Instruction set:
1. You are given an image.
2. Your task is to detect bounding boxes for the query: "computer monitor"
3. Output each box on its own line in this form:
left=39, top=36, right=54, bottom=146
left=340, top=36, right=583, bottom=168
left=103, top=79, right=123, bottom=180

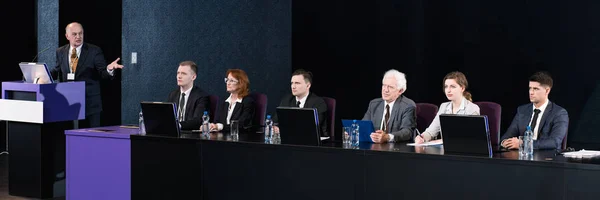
left=276, top=107, right=321, bottom=146
left=439, top=114, right=492, bottom=157
left=19, top=62, right=54, bottom=84
left=140, top=101, right=180, bottom=137
left=341, top=119, right=375, bottom=142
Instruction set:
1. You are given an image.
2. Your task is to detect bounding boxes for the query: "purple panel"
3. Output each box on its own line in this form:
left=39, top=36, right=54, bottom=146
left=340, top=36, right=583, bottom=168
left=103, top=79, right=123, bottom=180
left=2, top=81, right=86, bottom=122
left=2, top=81, right=41, bottom=99
left=66, top=126, right=135, bottom=200
left=41, top=82, right=85, bottom=122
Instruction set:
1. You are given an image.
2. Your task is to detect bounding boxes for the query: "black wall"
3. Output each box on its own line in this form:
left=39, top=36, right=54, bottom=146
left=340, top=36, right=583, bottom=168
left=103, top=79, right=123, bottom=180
left=0, top=0, right=36, bottom=152
left=293, top=0, right=600, bottom=148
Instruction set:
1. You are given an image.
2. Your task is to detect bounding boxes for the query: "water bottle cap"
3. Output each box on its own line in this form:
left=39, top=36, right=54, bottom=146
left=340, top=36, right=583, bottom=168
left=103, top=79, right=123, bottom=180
left=527, top=126, right=531, bottom=130
left=204, top=111, right=208, bottom=115
left=353, top=119, right=357, bottom=123
left=267, top=115, right=271, bottom=119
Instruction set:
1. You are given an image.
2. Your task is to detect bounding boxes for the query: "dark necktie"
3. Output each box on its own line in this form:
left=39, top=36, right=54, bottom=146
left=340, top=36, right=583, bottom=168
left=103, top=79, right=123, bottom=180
left=296, top=101, right=301, bottom=108
left=179, top=93, right=186, bottom=121
left=383, top=104, right=390, bottom=132
left=530, top=109, right=541, bottom=133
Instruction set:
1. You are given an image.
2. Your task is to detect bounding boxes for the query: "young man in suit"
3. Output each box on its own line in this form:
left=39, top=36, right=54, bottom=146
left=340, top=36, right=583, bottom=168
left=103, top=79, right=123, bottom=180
left=50, top=22, right=123, bottom=128
left=167, top=61, right=210, bottom=130
left=501, top=71, right=569, bottom=150
left=273, top=69, right=329, bottom=137
left=362, top=69, right=416, bottom=143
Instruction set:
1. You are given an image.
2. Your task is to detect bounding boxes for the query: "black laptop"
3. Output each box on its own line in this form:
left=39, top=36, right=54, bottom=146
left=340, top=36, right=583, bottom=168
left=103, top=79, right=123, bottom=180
left=276, top=107, right=321, bottom=146
left=140, top=101, right=180, bottom=137
left=439, top=114, right=492, bottom=157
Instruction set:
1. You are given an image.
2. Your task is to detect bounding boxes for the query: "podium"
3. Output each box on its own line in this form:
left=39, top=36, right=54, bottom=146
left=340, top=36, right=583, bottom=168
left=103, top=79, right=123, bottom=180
left=0, top=81, right=84, bottom=199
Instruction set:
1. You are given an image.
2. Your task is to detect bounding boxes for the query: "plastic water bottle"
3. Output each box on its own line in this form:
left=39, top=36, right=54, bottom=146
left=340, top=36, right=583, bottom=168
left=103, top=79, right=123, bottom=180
left=351, top=120, right=360, bottom=147
left=139, top=111, right=146, bottom=135
left=265, top=115, right=273, bottom=142
left=201, top=111, right=210, bottom=135
left=522, top=126, right=534, bottom=156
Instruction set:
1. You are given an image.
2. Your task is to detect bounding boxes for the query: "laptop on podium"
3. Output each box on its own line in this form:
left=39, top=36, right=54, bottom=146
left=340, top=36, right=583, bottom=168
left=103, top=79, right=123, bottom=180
left=140, top=101, right=181, bottom=137
left=19, top=62, right=54, bottom=84
left=439, top=114, right=492, bottom=157
left=276, top=107, right=321, bottom=146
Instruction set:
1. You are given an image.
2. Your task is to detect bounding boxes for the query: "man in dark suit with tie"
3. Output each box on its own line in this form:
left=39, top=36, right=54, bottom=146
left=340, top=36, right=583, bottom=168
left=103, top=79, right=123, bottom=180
left=273, top=69, right=329, bottom=136
left=167, top=61, right=210, bottom=130
left=362, top=69, right=416, bottom=143
left=501, top=71, right=569, bottom=150
left=50, top=22, right=123, bottom=128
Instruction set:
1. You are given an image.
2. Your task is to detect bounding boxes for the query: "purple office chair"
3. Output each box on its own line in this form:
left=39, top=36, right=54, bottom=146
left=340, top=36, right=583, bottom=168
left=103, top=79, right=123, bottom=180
left=249, top=92, right=268, bottom=129
left=474, top=101, right=502, bottom=146
left=416, top=103, right=439, bottom=133
left=322, top=97, right=336, bottom=139
left=208, top=95, right=219, bottom=122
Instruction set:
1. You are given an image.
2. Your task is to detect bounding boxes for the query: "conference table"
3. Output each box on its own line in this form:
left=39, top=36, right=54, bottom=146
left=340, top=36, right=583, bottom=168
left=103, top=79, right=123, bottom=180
left=65, top=126, right=600, bottom=200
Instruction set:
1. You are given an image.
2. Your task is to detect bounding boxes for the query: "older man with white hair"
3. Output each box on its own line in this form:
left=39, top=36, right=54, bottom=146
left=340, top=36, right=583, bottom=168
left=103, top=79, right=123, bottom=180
left=362, top=69, right=416, bottom=143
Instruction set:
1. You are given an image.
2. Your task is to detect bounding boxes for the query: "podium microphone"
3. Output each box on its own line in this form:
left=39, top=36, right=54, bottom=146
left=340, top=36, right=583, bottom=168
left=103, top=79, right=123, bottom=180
left=31, top=46, right=51, bottom=63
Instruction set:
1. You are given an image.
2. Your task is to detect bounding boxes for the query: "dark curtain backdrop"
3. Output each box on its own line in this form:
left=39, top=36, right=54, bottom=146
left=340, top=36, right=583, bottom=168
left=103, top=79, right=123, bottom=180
left=0, top=0, right=36, bottom=152
left=293, top=0, right=600, bottom=149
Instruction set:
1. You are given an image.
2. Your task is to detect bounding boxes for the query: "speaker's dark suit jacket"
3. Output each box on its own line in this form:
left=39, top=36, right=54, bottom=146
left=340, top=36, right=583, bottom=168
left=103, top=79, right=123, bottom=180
left=273, top=93, right=328, bottom=137
left=50, top=43, right=112, bottom=115
left=362, top=95, right=416, bottom=142
left=500, top=101, right=569, bottom=150
left=167, top=86, right=210, bottom=130
left=215, top=96, right=256, bottom=132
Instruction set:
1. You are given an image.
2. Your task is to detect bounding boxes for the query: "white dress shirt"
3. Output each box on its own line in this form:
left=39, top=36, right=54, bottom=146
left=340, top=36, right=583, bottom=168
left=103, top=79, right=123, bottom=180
left=68, top=45, right=82, bottom=73
left=295, top=92, right=309, bottom=108
left=178, top=86, right=193, bottom=121
left=380, top=100, right=396, bottom=142
left=217, top=95, right=243, bottom=131
left=530, top=100, right=549, bottom=140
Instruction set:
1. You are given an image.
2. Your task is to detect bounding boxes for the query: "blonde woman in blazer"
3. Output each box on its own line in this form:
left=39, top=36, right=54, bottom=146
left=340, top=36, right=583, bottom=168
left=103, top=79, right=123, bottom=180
left=415, top=71, right=480, bottom=143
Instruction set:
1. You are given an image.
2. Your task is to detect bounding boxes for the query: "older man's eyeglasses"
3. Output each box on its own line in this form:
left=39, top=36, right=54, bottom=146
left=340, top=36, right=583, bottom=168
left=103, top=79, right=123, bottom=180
left=224, top=78, right=239, bottom=84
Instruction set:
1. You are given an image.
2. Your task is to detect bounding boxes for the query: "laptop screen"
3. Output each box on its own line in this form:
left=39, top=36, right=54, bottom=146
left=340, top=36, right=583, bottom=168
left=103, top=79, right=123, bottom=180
left=276, top=107, right=321, bottom=146
left=439, top=114, right=492, bottom=157
left=140, top=101, right=180, bottom=137
left=19, top=62, right=54, bottom=84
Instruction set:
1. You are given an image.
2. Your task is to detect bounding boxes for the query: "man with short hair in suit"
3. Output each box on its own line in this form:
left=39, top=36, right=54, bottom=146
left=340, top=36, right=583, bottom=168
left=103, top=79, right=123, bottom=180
left=273, top=69, right=329, bottom=137
left=501, top=71, right=569, bottom=150
left=362, top=69, right=416, bottom=143
left=50, top=22, right=123, bottom=128
left=167, top=61, right=210, bottom=130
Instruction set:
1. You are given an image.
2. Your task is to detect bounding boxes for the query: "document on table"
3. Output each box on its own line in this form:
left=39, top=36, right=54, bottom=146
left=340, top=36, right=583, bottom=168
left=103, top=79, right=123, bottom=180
left=407, top=139, right=443, bottom=146
left=562, top=149, right=600, bottom=158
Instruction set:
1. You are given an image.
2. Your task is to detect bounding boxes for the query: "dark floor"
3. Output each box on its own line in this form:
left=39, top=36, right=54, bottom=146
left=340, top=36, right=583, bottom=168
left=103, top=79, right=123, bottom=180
left=0, top=154, right=64, bottom=200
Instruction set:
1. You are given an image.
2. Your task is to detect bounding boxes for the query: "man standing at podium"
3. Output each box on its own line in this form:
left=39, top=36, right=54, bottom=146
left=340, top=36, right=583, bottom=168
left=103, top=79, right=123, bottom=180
left=50, top=22, right=124, bottom=128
